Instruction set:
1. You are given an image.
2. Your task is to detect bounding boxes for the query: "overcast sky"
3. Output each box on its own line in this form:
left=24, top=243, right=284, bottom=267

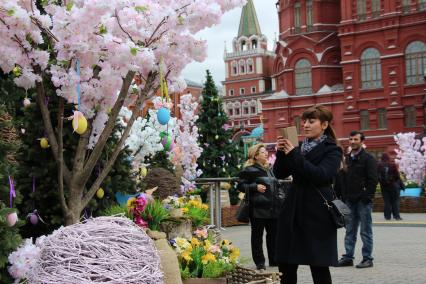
left=181, top=0, right=278, bottom=86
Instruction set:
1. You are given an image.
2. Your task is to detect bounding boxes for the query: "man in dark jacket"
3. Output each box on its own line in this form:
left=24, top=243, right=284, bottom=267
left=338, top=131, right=378, bottom=269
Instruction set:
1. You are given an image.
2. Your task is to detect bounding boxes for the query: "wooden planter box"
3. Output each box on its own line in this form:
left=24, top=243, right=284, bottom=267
left=183, top=278, right=227, bottom=284
left=221, top=205, right=249, bottom=227
left=373, top=195, right=426, bottom=213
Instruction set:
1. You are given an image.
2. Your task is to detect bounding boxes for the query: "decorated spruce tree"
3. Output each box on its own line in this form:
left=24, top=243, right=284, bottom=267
left=196, top=71, right=244, bottom=203
left=0, top=0, right=245, bottom=225
left=0, top=105, right=22, bottom=283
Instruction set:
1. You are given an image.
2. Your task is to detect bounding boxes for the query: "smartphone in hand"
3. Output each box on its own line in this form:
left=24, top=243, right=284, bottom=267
left=281, top=126, right=299, bottom=146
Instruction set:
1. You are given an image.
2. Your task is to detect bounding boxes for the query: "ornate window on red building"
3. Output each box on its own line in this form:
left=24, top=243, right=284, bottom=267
left=239, top=59, right=246, bottom=75
left=295, top=59, right=312, bottom=95
left=372, top=0, right=380, bottom=18
left=419, top=0, right=426, bottom=11
left=361, top=48, right=382, bottom=89
left=360, top=110, right=370, bottom=130
left=247, top=59, right=254, bottom=74
left=402, top=0, right=411, bottom=13
left=294, top=2, right=301, bottom=34
left=357, top=0, right=366, bottom=20
left=231, top=61, right=238, bottom=76
left=405, top=41, right=426, bottom=85
left=404, top=106, right=416, bottom=127
left=377, top=108, right=387, bottom=129
left=306, top=0, right=313, bottom=32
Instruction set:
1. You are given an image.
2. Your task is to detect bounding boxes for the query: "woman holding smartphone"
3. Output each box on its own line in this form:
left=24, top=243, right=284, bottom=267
left=273, top=105, right=342, bottom=284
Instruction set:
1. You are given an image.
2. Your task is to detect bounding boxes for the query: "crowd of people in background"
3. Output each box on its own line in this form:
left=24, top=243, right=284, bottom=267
left=237, top=105, right=407, bottom=284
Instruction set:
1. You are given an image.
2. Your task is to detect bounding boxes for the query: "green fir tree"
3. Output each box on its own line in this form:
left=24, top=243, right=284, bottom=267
left=196, top=71, right=244, bottom=204
left=0, top=105, right=22, bottom=283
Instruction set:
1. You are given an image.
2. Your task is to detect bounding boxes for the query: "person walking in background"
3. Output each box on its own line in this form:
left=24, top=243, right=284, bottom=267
left=273, top=105, right=342, bottom=284
left=337, top=131, right=378, bottom=269
left=237, top=144, right=284, bottom=271
left=378, top=153, right=404, bottom=220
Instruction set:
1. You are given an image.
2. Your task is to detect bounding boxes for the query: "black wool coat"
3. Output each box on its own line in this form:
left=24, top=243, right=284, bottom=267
left=273, top=138, right=342, bottom=267
left=237, top=164, right=283, bottom=219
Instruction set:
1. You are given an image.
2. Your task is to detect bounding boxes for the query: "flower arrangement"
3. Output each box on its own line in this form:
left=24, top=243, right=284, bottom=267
left=170, top=228, right=240, bottom=279
left=163, top=196, right=209, bottom=227
left=127, top=194, right=170, bottom=230
left=8, top=238, right=41, bottom=282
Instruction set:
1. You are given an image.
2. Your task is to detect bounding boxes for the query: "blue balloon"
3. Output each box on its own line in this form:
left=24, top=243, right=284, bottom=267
left=157, top=107, right=171, bottom=125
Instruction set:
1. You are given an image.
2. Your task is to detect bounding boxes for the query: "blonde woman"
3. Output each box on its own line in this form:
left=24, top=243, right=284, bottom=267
left=237, top=143, right=284, bottom=270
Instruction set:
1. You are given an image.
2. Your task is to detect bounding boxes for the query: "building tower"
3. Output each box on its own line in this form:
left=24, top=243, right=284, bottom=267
left=223, top=0, right=275, bottom=137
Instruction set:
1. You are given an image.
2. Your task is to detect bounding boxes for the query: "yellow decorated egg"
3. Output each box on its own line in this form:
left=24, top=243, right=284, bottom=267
left=40, top=138, right=49, bottom=148
left=96, top=188, right=105, bottom=199
left=75, top=116, right=88, bottom=135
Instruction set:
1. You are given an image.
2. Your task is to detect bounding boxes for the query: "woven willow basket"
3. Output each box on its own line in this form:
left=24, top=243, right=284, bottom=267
left=227, top=266, right=281, bottom=284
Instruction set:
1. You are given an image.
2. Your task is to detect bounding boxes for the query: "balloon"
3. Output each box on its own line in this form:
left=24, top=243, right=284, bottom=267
left=7, top=212, right=18, bottom=227
left=96, top=188, right=105, bottom=199
left=157, top=107, right=171, bottom=125
left=40, top=137, right=49, bottom=148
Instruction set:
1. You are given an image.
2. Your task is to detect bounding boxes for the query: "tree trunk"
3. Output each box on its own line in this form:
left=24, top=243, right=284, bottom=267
left=64, top=188, right=83, bottom=225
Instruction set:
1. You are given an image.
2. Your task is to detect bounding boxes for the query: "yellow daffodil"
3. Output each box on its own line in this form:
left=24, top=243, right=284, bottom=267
left=230, top=247, right=240, bottom=262
left=181, top=207, right=189, bottom=213
left=175, top=237, right=191, bottom=249
left=221, top=239, right=230, bottom=246
left=201, top=253, right=216, bottom=264
left=201, top=204, right=208, bottom=210
left=191, top=237, right=201, bottom=247
left=181, top=250, right=193, bottom=262
left=203, top=239, right=211, bottom=251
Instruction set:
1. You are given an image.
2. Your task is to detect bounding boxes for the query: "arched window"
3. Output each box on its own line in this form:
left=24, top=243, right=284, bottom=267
left=419, top=0, right=426, bottom=11
left=234, top=102, right=241, bottom=116
left=242, top=101, right=249, bottom=115
left=405, top=41, right=426, bottom=85
left=241, top=40, right=247, bottom=51
left=247, top=59, right=254, bottom=73
left=251, top=39, right=257, bottom=49
left=227, top=103, right=234, bottom=116
left=360, top=48, right=382, bottom=89
left=294, top=2, right=301, bottom=33
left=231, top=61, right=238, bottom=76
left=239, top=60, right=246, bottom=74
left=250, top=101, right=257, bottom=114
left=306, top=0, right=313, bottom=32
left=295, top=59, right=312, bottom=95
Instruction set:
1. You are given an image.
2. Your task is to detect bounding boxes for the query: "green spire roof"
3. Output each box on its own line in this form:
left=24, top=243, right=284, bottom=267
left=238, top=0, right=262, bottom=38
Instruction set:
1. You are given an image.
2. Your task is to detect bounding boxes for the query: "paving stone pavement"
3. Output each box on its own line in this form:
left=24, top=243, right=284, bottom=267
left=221, top=213, right=426, bottom=284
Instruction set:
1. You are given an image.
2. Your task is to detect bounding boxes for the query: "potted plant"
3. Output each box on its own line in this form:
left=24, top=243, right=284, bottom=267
left=170, top=228, right=240, bottom=283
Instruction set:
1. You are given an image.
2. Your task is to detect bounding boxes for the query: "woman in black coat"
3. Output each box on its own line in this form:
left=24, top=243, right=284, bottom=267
left=273, top=105, right=342, bottom=284
left=237, top=143, right=284, bottom=270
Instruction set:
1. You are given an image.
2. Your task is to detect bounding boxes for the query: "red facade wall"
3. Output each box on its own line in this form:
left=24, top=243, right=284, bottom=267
left=260, top=0, right=426, bottom=155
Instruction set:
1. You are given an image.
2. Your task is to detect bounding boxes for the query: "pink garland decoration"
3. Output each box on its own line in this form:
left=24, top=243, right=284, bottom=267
left=27, top=216, right=163, bottom=284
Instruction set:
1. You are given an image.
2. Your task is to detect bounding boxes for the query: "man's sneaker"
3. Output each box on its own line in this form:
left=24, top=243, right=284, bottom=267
left=337, top=258, right=353, bottom=267
left=356, top=259, right=373, bottom=268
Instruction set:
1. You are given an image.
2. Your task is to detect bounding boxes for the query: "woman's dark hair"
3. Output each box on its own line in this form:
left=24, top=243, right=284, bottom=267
left=302, top=105, right=337, bottom=141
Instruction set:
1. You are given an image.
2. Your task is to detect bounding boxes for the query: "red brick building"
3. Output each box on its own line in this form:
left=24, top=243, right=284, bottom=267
left=227, top=0, right=426, bottom=156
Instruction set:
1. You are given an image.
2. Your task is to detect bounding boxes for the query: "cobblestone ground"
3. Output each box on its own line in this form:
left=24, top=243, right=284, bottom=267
left=222, top=213, right=426, bottom=284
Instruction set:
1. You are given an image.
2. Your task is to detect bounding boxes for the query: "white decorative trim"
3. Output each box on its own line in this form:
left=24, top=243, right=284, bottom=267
left=256, top=57, right=263, bottom=74
left=389, top=70, right=397, bottom=75
left=340, top=59, right=360, bottom=64
left=345, top=76, right=353, bottom=80
left=380, top=53, right=403, bottom=59
left=347, top=95, right=354, bottom=99
left=259, top=80, right=265, bottom=92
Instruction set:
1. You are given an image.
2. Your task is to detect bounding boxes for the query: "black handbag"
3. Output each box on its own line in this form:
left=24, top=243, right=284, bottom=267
left=236, top=187, right=250, bottom=222
left=315, top=187, right=351, bottom=229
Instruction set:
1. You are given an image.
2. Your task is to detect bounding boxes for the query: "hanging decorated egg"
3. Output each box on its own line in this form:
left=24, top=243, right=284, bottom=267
left=23, top=98, right=31, bottom=108
left=40, top=137, right=50, bottom=148
left=7, top=212, right=18, bottom=227
left=71, top=111, right=88, bottom=135
left=140, top=166, right=148, bottom=177
left=157, top=107, right=171, bottom=125
left=96, top=188, right=105, bottom=199
left=29, top=213, right=39, bottom=225
left=215, top=135, right=219, bottom=140
left=159, top=131, right=174, bottom=151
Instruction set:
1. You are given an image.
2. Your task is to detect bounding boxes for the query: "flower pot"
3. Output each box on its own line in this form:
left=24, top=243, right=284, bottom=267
left=183, top=278, right=227, bottom=284
left=400, top=188, right=422, bottom=197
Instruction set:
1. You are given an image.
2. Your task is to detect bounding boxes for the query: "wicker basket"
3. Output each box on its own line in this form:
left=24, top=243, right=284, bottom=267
left=227, top=266, right=281, bottom=284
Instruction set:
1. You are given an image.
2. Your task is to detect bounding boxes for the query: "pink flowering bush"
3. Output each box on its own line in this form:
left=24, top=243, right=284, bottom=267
left=394, top=132, right=426, bottom=186
left=0, top=0, right=246, bottom=225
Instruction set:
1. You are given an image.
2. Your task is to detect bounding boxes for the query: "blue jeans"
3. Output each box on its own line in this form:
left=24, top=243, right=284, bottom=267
left=342, top=199, right=373, bottom=261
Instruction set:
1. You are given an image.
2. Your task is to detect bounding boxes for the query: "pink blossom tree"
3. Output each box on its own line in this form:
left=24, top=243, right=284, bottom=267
left=394, top=132, right=426, bottom=186
left=0, top=0, right=245, bottom=224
